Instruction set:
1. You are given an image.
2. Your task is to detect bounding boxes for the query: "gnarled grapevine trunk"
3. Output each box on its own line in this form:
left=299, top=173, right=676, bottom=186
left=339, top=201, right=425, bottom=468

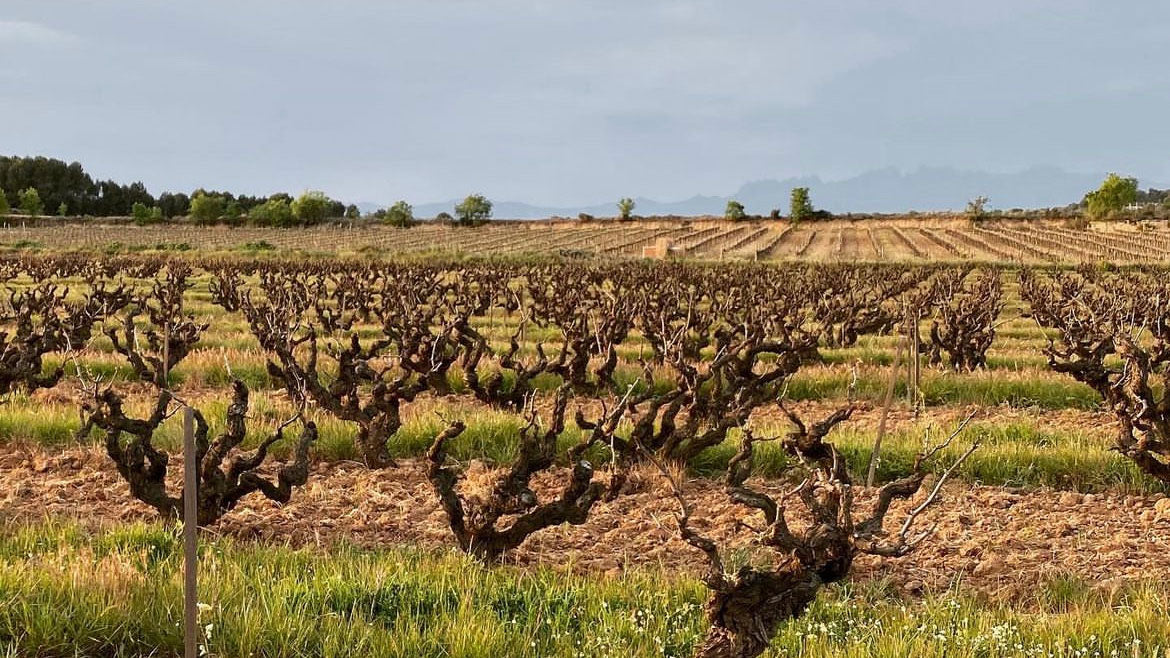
left=693, top=562, right=823, bottom=658
left=653, top=408, right=977, bottom=658
left=428, top=386, right=623, bottom=561
left=928, top=267, right=1003, bottom=371
left=1021, top=268, right=1170, bottom=483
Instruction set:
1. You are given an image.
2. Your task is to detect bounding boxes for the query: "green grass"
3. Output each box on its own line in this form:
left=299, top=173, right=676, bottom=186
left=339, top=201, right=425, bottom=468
left=1, top=521, right=1168, bottom=658
left=14, top=268, right=1103, bottom=415
left=4, top=394, right=580, bottom=465
left=693, top=420, right=1159, bottom=493
left=783, top=368, right=1101, bottom=410
left=0, top=404, right=78, bottom=446
left=818, top=345, right=1054, bottom=371
left=4, top=390, right=1154, bottom=493
left=36, top=344, right=1104, bottom=413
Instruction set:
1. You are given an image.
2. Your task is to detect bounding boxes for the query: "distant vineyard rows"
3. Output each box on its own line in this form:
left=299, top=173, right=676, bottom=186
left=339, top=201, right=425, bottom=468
left=1, top=219, right=1169, bottom=263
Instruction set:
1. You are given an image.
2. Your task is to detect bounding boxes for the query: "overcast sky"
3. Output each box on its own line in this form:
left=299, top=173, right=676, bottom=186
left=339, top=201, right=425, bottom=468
left=2, top=1, right=1167, bottom=205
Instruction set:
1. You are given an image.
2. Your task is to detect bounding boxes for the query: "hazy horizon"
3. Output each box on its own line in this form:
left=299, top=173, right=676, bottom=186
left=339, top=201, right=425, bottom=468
left=3, top=1, right=1168, bottom=208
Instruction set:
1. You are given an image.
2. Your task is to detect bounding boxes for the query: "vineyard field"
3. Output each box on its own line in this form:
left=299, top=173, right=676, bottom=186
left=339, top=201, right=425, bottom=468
left=1, top=218, right=1169, bottom=263
left=10, top=3, right=1169, bottom=655
left=1, top=253, right=1170, bottom=657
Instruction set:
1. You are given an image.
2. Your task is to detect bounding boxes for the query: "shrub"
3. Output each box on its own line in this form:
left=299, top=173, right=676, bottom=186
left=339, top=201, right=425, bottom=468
left=724, top=199, right=746, bottom=221
left=19, top=188, right=43, bottom=217
left=131, top=202, right=152, bottom=224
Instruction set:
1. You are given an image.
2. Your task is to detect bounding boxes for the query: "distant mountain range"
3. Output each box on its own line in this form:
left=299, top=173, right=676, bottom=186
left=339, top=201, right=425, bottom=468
left=388, top=166, right=1137, bottom=219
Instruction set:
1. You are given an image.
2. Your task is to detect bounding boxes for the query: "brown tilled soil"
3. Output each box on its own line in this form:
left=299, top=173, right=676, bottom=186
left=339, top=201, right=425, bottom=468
left=3, top=444, right=1167, bottom=600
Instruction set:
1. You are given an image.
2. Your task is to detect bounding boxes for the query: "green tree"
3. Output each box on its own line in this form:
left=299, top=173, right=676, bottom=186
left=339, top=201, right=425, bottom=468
left=384, top=200, right=414, bottom=227
left=131, top=202, right=152, bottom=222
left=617, top=197, right=635, bottom=220
left=19, top=188, right=44, bottom=217
left=57, top=202, right=68, bottom=217
left=150, top=206, right=164, bottom=221
left=224, top=200, right=242, bottom=221
left=454, top=194, right=492, bottom=226
left=345, top=204, right=360, bottom=220
left=1083, top=173, right=1138, bottom=219
left=291, top=190, right=330, bottom=224
left=0, top=189, right=8, bottom=216
left=789, top=187, right=812, bottom=224
left=966, top=196, right=989, bottom=222
left=249, top=197, right=295, bottom=227
left=157, top=192, right=190, bottom=218
left=0, top=156, right=95, bottom=216
left=189, top=192, right=226, bottom=221
left=725, top=199, right=746, bottom=221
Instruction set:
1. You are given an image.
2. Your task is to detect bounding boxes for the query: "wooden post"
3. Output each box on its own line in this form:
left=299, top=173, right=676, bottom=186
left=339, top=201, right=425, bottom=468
left=905, top=307, right=915, bottom=408
left=904, top=306, right=923, bottom=414
left=910, top=310, right=921, bottom=418
left=866, top=335, right=905, bottom=487
left=183, top=407, right=198, bottom=658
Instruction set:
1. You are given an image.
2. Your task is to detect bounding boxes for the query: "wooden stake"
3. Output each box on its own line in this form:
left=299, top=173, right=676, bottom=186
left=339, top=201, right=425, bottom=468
left=905, top=307, right=915, bottom=408
left=867, top=334, right=905, bottom=487
left=907, top=309, right=917, bottom=416
left=183, top=407, right=198, bottom=658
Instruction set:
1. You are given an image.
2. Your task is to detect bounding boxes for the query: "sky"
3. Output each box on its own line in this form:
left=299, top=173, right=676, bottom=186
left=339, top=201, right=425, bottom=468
left=2, top=1, right=1168, bottom=207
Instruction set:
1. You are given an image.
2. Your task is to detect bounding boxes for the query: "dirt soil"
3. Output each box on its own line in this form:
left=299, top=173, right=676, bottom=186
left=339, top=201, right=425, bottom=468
left=3, top=444, right=1165, bottom=601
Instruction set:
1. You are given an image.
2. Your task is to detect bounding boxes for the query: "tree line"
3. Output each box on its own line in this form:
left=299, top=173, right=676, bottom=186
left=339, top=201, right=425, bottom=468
left=0, top=154, right=492, bottom=228
left=4, top=155, right=1168, bottom=227
left=0, top=155, right=360, bottom=226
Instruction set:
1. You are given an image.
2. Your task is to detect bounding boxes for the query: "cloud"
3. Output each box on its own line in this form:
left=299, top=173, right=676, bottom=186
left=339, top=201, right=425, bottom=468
left=0, top=20, right=77, bottom=46
left=1, top=1, right=1168, bottom=205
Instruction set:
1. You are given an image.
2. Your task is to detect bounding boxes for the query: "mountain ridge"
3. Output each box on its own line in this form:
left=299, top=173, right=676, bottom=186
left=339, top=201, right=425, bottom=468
left=400, top=166, right=1144, bottom=219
